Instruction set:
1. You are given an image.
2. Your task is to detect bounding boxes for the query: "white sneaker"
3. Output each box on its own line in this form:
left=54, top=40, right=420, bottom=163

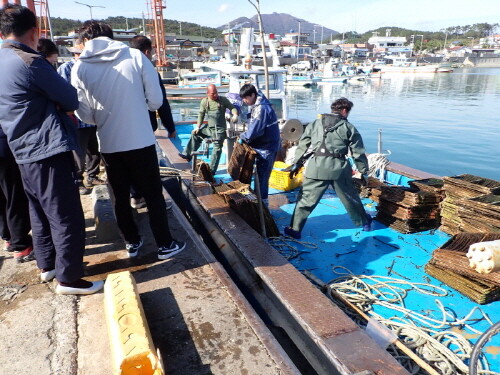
left=56, top=280, right=104, bottom=295
left=125, top=239, right=143, bottom=258
left=40, top=269, right=56, bottom=282
left=158, top=240, right=186, bottom=260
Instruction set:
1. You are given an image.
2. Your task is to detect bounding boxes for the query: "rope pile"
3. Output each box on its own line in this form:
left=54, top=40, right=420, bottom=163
left=325, top=266, right=495, bottom=375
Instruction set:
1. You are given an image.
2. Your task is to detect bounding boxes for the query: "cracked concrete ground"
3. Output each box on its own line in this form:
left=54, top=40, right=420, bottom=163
left=0, top=190, right=294, bottom=375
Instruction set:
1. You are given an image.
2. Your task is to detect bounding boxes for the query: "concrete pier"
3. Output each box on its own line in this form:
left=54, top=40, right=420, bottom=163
left=0, top=187, right=298, bottom=375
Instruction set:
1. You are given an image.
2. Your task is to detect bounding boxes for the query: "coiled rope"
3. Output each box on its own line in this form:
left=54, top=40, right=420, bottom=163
left=323, top=266, right=496, bottom=375
left=367, top=152, right=391, bottom=181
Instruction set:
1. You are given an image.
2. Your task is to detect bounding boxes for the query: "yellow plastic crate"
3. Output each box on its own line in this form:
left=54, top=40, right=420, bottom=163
left=269, top=161, right=304, bottom=191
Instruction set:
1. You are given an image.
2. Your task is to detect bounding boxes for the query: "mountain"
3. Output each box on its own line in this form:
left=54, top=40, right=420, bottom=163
left=219, top=13, right=338, bottom=43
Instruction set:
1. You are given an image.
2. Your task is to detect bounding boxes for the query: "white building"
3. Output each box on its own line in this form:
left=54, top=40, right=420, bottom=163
left=368, top=30, right=407, bottom=53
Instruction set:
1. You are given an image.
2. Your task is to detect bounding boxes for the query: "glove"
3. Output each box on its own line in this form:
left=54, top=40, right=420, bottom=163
left=287, top=164, right=300, bottom=179
left=191, top=128, right=199, bottom=135
left=230, top=114, right=239, bottom=124
left=237, top=138, right=244, bottom=144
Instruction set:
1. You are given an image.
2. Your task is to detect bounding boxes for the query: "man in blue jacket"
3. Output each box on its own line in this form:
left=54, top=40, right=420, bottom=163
left=0, top=4, right=103, bottom=295
left=239, top=84, right=280, bottom=200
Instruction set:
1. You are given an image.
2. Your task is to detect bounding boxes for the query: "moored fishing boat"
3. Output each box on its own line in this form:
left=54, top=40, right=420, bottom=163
left=156, top=116, right=500, bottom=374
left=164, top=71, right=229, bottom=95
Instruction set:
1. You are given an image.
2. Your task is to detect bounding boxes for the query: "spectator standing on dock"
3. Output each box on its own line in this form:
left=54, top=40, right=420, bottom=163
left=57, top=40, right=105, bottom=195
left=178, top=84, right=239, bottom=174
left=72, top=21, right=186, bottom=260
left=129, top=35, right=176, bottom=209
left=238, top=84, right=280, bottom=201
left=284, top=97, right=372, bottom=240
left=36, top=37, right=58, bottom=65
left=130, top=35, right=176, bottom=137
left=0, top=4, right=103, bottom=295
left=0, top=126, right=33, bottom=263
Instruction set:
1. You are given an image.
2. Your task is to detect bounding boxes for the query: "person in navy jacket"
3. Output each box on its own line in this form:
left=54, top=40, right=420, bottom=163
left=239, top=84, right=280, bottom=200
left=0, top=4, right=103, bottom=295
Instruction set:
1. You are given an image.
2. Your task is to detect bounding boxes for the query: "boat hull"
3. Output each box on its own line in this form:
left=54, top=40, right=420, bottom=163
left=164, top=85, right=229, bottom=96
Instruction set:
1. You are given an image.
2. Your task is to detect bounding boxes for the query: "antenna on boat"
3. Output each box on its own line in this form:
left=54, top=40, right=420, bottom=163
left=247, top=0, right=270, bottom=99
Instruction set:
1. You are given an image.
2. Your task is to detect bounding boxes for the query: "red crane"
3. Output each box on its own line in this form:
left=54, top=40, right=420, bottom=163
left=34, top=0, right=52, bottom=39
left=150, top=0, right=167, bottom=67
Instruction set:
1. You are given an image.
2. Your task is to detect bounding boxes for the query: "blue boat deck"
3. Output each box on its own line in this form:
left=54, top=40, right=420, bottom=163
left=171, top=122, right=500, bottom=373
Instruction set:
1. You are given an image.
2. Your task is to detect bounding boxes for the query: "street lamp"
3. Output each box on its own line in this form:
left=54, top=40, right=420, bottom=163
left=74, top=1, right=105, bottom=20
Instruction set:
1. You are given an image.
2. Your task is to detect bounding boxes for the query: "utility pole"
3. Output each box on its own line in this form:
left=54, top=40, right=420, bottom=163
left=297, top=20, right=301, bottom=63
left=321, top=25, right=324, bottom=44
left=313, top=24, right=316, bottom=44
left=74, top=1, right=105, bottom=20
left=142, top=12, right=146, bottom=35
left=248, top=0, right=269, bottom=99
left=178, top=21, right=182, bottom=36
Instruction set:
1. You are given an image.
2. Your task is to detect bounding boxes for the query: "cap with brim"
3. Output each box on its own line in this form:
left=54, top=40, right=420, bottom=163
left=68, top=46, right=83, bottom=54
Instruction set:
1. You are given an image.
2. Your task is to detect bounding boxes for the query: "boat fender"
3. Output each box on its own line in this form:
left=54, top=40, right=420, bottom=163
left=466, top=240, right=500, bottom=274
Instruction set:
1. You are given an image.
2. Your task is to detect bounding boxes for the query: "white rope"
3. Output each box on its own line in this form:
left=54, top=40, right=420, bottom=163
left=367, top=152, right=391, bottom=181
left=325, top=266, right=495, bottom=375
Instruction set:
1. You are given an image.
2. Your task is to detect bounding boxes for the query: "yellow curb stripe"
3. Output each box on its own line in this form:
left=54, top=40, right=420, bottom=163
left=104, top=271, right=164, bottom=375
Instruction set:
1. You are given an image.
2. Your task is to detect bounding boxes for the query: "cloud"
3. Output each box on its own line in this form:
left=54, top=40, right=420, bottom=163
left=218, top=3, right=231, bottom=12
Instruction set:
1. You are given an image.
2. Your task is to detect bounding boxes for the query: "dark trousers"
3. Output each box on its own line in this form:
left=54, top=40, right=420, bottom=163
left=0, top=156, right=31, bottom=250
left=18, top=152, right=85, bottom=283
left=101, top=145, right=173, bottom=247
left=75, top=126, right=100, bottom=181
left=255, top=151, right=277, bottom=200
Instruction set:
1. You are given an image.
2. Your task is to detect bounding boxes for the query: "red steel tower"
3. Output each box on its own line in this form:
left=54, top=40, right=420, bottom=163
left=150, top=0, right=167, bottom=67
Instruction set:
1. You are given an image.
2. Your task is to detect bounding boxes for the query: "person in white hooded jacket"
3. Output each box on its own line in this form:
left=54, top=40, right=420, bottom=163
left=72, top=21, right=186, bottom=260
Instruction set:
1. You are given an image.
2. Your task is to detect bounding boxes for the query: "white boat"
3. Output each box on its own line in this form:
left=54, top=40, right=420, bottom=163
left=375, top=55, right=453, bottom=74
left=164, top=71, right=229, bottom=96
left=200, top=62, right=288, bottom=120
left=285, top=71, right=321, bottom=87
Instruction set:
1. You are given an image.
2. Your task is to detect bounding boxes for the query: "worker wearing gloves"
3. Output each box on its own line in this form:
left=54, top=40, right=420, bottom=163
left=284, top=97, right=372, bottom=239
left=179, top=84, right=238, bottom=174
left=238, top=84, right=280, bottom=201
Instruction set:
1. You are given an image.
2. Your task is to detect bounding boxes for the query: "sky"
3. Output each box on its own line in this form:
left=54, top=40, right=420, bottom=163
left=47, top=0, right=500, bottom=33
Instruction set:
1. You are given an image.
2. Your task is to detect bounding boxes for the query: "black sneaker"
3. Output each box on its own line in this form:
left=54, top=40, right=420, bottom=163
left=125, top=239, right=143, bottom=258
left=13, top=245, right=35, bottom=263
left=178, top=153, right=192, bottom=162
left=158, top=240, right=186, bottom=260
left=284, top=226, right=301, bottom=240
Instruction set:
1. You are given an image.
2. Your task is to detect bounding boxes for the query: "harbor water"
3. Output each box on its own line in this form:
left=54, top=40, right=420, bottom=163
left=170, top=67, right=500, bottom=181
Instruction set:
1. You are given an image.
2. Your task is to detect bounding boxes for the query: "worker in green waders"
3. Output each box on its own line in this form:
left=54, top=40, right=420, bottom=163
left=179, top=84, right=238, bottom=174
left=284, top=97, right=372, bottom=239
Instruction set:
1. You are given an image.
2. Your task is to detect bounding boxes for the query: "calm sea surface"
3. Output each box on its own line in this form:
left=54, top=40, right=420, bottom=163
left=170, top=68, right=500, bottom=180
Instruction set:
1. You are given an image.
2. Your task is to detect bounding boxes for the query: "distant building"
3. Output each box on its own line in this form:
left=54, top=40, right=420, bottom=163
left=281, top=32, right=313, bottom=58
left=368, top=30, right=407, bottom=54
